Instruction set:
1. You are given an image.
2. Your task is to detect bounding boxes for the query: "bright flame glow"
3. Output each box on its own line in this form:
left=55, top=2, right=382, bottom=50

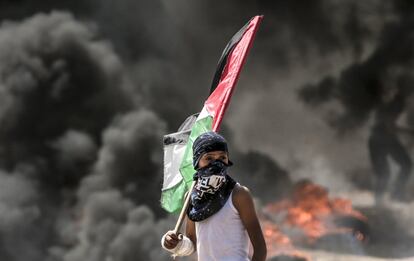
left=260, top=180, right=368, bottom=260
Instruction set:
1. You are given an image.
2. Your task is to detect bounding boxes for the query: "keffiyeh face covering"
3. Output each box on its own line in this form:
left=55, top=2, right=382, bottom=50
left=195, top=160, right=228, bottom=198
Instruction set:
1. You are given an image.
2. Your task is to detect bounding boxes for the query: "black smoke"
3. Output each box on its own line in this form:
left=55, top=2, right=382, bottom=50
left=298, top=0, right=414, bottom=133
left=0, top=10, right=172, bottom=261
left=296, top=1, right=414, bottom=202
left=297, top=1, right=414, bottom=256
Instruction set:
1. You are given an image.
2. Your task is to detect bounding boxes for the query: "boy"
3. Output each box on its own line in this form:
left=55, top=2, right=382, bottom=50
left=161, top=131, right=267, bottom=261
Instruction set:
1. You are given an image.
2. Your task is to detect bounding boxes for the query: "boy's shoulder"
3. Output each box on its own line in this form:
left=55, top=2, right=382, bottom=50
left=232, top=183, right=253, bottom=207
left=233, top=183, right=251, bottom=195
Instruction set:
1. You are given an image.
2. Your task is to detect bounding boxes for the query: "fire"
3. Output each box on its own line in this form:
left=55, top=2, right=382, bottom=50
left=262, top=220, right=311, bottom=260
left=261, top=180, right=368, bottom=260
left=262, top=220, right=291, bottom=249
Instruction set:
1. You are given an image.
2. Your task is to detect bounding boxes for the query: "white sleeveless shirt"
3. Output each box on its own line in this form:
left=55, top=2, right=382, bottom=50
left=195, top=190, right=251, bottom=261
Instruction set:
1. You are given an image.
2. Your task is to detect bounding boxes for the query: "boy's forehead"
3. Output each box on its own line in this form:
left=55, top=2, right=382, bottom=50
left=202, top=151, right=227, bottom=156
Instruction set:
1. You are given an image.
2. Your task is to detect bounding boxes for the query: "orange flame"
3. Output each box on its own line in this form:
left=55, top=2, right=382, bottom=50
left=260, top=180, right=367, bottom=260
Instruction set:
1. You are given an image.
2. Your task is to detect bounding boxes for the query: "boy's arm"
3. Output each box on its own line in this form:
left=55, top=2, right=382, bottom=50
left=185, top=216, right=197, bottom=249
left=233, top=185, right=267, bottom=261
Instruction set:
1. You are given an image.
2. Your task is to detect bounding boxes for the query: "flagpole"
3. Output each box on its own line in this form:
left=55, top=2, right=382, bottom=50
left=172, top=181, right=195, bottom=234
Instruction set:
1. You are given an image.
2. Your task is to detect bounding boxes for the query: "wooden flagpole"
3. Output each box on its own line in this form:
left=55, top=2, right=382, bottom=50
left=173, top=181, right=196, bottom=234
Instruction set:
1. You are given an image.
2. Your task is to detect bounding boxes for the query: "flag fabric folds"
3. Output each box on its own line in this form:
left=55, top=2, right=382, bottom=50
left=161, top=15, right=263, bottom=213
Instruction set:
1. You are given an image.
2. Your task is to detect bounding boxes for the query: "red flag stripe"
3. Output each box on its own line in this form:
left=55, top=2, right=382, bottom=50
left=204, top=15, right=263, bottom=132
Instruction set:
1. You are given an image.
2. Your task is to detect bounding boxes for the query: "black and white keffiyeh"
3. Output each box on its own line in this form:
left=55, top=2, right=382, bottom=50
left=187, top=161, right=236, bottom=222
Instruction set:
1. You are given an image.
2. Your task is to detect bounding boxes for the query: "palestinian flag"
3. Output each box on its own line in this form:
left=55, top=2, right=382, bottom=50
left=161, top=15, right=263, bottom=213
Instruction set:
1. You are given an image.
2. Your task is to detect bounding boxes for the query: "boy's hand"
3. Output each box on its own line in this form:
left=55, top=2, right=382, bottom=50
left=163, top=231, right=182, bottom=249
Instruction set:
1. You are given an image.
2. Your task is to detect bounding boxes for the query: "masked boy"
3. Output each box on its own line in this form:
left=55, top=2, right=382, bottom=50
left=161, top=131, right=267, bottom=261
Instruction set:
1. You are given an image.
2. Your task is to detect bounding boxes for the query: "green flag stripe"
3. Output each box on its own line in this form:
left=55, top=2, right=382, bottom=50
left=160, top=179, right=188, bottom=213
left=179, top=115, right=213, bottom=184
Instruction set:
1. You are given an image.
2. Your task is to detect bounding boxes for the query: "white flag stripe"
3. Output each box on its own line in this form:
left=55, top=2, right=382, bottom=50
left=197, top=106, right=210, bottom=121
left=162, top=143, right=186, bottom=190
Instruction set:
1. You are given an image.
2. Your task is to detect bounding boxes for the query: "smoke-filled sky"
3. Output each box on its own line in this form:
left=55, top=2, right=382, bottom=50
left=1, top=0, right=414, bottom=260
